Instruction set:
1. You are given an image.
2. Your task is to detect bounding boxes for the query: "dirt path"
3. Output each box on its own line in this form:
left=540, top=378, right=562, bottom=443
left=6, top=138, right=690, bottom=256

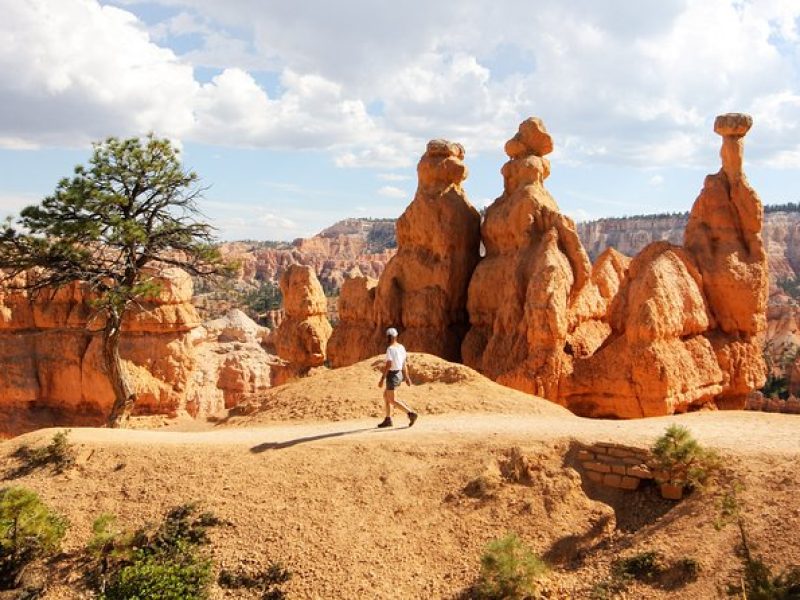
left=30, top=410, right=800, bottom=456
left=6, top=409, right=800, bottom=599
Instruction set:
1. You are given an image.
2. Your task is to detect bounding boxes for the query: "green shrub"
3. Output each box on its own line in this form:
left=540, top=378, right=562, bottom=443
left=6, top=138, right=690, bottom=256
left=0, top=487, right=67, bottom=585
left=652, top=425, right=719, bottom=489
left=612, top=551, right=664, bottom=582
left=91, top=504, right=220, bottom=600
left=475, top=533, right=548, bottom=600
left=101, top=545, right=212, bottom=600
left=589, top=576, right=629, bottom=600
left=13, top=430, right=76, bottom=476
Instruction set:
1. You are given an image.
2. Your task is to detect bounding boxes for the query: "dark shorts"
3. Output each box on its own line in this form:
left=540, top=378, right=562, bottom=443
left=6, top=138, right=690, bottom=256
left=386, top=370, right=403, bottom=390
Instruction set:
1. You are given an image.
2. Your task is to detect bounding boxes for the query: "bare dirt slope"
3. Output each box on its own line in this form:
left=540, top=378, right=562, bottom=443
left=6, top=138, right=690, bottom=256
left=1, top=357, right=798, bottom=599
left=225, top=353, right=571, bottom=425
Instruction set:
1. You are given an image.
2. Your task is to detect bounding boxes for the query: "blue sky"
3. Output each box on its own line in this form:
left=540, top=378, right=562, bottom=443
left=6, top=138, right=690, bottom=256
left=2, top=0, right=800, bottom=240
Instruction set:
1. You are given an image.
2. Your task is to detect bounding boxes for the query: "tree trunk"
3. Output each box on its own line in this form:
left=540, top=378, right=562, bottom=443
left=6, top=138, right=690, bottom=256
left=103, top=313, right=135, bottom=428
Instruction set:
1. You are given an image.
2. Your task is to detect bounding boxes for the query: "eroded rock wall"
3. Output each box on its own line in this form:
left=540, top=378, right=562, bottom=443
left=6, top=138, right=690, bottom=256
left=0, top=268, right=201, bottom=429
left=0, top=269, right=279, bottom=434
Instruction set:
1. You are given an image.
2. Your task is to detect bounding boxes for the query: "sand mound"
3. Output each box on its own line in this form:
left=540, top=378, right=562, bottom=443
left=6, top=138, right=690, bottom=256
left=224, top=352, right=570, bottom=425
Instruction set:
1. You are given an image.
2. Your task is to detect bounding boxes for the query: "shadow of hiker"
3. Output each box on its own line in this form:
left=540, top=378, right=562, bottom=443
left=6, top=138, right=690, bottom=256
left=250, top=427, right=379, bottom=453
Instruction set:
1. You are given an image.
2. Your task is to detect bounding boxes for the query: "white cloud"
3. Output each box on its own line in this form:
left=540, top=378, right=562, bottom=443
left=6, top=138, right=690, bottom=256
left=377, top=185, right=408, bottom=199
left=3, top=0, right=800, bottom=172
left=0, top=0, right=198, bottom=147
left=649, top=174, right=665, bottom=187
left=377, top=173, right=412, bottom=182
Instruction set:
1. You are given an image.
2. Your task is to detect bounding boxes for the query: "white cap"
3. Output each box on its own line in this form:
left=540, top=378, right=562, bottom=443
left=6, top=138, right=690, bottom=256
left=385, top=327, right=399, bottom=338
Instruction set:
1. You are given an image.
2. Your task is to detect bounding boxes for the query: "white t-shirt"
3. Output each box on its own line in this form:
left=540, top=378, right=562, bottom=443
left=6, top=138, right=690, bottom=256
left=386, top=343, right=407, bottom=371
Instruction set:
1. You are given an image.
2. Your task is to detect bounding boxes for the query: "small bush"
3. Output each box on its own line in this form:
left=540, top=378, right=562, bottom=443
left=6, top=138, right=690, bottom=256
left=475, top=533, right=548, bottom=600
left=90, top=504, right=220, bottom=600
left=0, top=487, right=67, bottom=585
left=12, top=430, right=76, bottom=477
left=589, top=576, right=629, bottom=600
left=102, top=545, right=212, bottom=600
left=218, top=561, right=292, bottom=599
left=652, top=425, right=719, bottom=490
left=612, top=551, right=664, bottom=582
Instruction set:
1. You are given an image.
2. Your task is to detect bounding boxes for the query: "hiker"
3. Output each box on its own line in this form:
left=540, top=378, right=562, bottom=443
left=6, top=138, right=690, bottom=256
left=376, top=327, right=418, bottom=428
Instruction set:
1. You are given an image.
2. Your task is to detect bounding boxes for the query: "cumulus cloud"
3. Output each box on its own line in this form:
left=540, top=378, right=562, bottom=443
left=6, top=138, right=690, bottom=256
left=377, top=173, right=413, bottom=182
left=0, top=0, right=197, bottom=147
left=3, top=0, right=800, bottom=170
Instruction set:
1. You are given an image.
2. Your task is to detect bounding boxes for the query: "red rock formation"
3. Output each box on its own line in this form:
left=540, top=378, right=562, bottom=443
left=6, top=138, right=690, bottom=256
left=0, top=268, right=281, bottom=434
left=326, top=273, right=381, bottom=368
left=0, top=268, right=201, bottom=430
left=187, top=309, right=275, bottom=412
left=563, top=113, right=768, bottom=416
left=373, top=140, right=481, bottom=359
left=327, top=139, right=481, bottom=366
left=272, top=264, right=332, bottom=383
left=462, top=118, right=594, bottom=397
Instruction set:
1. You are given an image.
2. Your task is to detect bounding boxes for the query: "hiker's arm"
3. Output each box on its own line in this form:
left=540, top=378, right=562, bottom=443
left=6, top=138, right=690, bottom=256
left=403, top=362, right=412, bottom=386
left=378, top=359, right=391, bottom=387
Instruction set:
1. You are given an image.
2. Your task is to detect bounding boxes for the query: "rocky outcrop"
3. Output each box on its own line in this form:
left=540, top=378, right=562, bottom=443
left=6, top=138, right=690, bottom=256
left=272, top=265, right=332, bottom=383
left=327, top=140, right=481, bottom=366
left=0, top=269, right=279, bottom=435
left=0, top=268, right=202, bottom=430
left=326, top=273, right=381, bottom=368
left=187, top=309, right=275, bottom=412
left=563, top=113, right=768, bottom=416
left=461, top=118, right=595, bottom=398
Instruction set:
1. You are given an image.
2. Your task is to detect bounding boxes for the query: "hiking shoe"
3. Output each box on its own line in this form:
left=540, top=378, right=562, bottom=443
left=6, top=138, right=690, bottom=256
left=377, top=417, right=393, bottom=428
left=408, top=412, right=418, bottom=427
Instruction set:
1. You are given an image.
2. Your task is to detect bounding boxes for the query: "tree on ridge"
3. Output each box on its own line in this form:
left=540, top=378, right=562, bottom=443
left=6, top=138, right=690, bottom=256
left=0, top=135, right=225, bottom=427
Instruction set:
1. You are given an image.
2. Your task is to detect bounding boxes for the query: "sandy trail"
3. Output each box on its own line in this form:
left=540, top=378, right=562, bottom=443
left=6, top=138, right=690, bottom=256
left=35, top=410, right=800, bottom=456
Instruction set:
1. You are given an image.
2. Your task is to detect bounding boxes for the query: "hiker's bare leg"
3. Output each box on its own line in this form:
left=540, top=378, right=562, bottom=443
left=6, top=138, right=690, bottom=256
left=383, top=389, right=394, bottom=417
left=390, top=394, right=413, bottom=415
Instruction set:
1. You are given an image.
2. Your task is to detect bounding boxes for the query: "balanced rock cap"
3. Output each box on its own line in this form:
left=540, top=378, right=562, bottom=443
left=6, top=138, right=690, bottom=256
left=426, top=139, right=465, bottom=159
left=714, top=113, right=753, bottom=137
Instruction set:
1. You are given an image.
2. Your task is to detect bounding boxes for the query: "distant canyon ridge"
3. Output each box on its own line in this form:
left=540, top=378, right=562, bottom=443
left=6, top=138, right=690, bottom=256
left=214, top=207, right=800, bottom=302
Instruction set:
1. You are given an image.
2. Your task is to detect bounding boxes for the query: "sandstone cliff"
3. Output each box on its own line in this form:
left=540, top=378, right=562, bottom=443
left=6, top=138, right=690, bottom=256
left=0, top=269, right=279, bottom=435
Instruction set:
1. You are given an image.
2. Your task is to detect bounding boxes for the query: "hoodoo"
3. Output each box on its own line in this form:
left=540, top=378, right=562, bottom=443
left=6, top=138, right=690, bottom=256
left=328, top=139, right=481, bottom=366
left=563, top=113, right=768, bottom=416
left=461, top=117, right=595, bottom=398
